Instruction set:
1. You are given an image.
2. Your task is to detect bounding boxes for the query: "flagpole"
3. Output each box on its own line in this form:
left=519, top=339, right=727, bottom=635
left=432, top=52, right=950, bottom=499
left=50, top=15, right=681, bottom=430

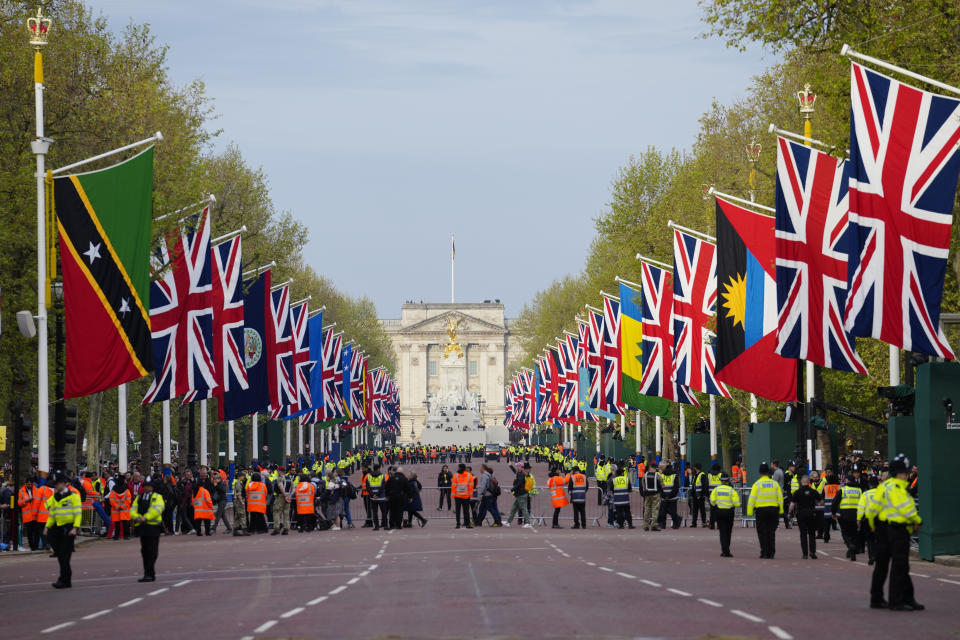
left=679, top=405, right=686, bottom=464
left=284, top=420, right=291, bottom=457
left=298, top=423, right=303, bottom=455
left=50, top=132, right=162, bottom=176
left=841, top=43, right=960, bottom=97
left=227, top=419, right=235, bottom=465
left=251, top=413, right=258, bottom=462
left=746, top=171, right=761, bottom=425
left=118, top=383, right=128, bottom=472
left=709, top=395, right=718, bottom=461
left=450, top=233, right=455, bottom=304
left=162, top=400, right=171, bottom=470
left=636, top=254, right=673, bottom=271
left=655, top=416, right=661, bottom=463
left=635, top=410, right=641, bottom=457
left=799, top=83, right=817, bottom=471
left=29, top=9, right=52, bottom=475
left=708, top=187, right=775, bottom=214
left=200, top=398, right=208, bottom=466
left=668, top=220, right=716, bottom=243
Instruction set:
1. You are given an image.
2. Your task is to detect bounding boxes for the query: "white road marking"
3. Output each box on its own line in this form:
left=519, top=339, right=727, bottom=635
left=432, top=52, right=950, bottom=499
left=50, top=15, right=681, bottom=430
left=253, top=620, right=277, bottom=633
left=375, top=554, right=383, bottom=559
left=698, top=598, right=722, bottom=607
left=769, top=626, right=793, bottom=640
left=147, top=587, right=168, bottom=596
left=616, top=572, right=636, bottom=579
left=585, top=562, right=596, bottom=566
left=307, top=596, right=328, bottom=606
left=41, top=622, right=75, bottom=633
left=910, top=572, right=929, bottom=578
left=347, top=577, right=360, bottom=585
left=937, top=578, right=960, bottom=585
left=358, top=571, right=369, bottom=577
left=667, top=588, right=691, bottom=597
left=82, top=609, right=112, bottom=620
left=117, top=597, right=142, bottom=608
left=731, top=609, right=764, bottom=623
left=368, top=564, right=378, bottom=571
left=599, top=567, right=614, bottom=572
left=329, top=585, right=347, bottom=595
left=640, top=579, right=662, bottom=587
left=172, top=579, right=192, bottom=587
left=280, top=607, right=304, bottom=618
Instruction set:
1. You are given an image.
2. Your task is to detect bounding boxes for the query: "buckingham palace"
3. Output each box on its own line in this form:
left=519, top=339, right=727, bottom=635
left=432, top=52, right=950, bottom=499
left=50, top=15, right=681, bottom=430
left=380, top=301, right=524, bottom=443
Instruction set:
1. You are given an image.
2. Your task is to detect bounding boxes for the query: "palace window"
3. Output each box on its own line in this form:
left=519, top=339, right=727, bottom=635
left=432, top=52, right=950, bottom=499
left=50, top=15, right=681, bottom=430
left=429, top=361, right=438, bottom=377
left=469, top=360, right=478, bottom=376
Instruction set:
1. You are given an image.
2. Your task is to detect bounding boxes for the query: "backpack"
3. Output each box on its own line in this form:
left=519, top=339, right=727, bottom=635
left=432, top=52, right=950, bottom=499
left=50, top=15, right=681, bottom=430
left=490, top=477, right=501, bottom=497
left=345, top=482, right=358, bottom=500
left=316, top=518, right=333, bottom=531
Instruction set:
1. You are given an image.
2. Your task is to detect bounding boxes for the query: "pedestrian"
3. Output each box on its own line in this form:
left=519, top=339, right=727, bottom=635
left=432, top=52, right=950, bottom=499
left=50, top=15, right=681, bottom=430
left=365, top=465, right=389, bottom=530
left=569, top=465, right=588, bottom=529
left=44, top=473, right=81, bottom=589
left=160, top=474, right=176, bottom=535
left=405, top=472, right=428, bottom=527
left=610, top=464, right=634, bottom=529
left=640, top=460, right=662, bottom=531
left=747, top=462, right=783, bottom=559
left=386, top=468, right=411, bottom=530
left=857, top=475, right=882, bottom=564
left=833, top=466, right=863, bottom=561
left=323, top=472, right=344, bottom=530
left=657, top=463, right=681, bottom=529
left=866, top=454, right=923, bottom=611
left=210, top=473, right=231, bottom=534
left=820, top=470, right=840, bottom=543
left=245, top=472, right=269, bottom=534
left=108, top=479, right=132, bottom=540
left=130, top=476, right=165, bottom=582
left=271, top=470, right=292, bottom=535
left=547, top=467, right=570, bottom=529
left=706, top=462, right=723, bottom=529
left=782, top=461, right=797, bottom=529
left=17, top=478, right=40, bottom=550
left=177, top=470, right=196, bottom=535
left=192, top=482, right=214, bottom=536
left=437, top=464, right=452, bottom=511
left=709, top=473, right=737, bottom=557
left=451, top=463, right=474, bottom=529
left=295, top=474, right=317, bottom=532
left=504, top=464, right=532, bottom=528
left=473, top=465, right=500, bottom=527
left=232, top=469, right=248, bottom=536
left=789, top=474, right=820, bottom=559
left=338, top=470, right=356, bottom=529
left=689, top=463, right=707, bottom=528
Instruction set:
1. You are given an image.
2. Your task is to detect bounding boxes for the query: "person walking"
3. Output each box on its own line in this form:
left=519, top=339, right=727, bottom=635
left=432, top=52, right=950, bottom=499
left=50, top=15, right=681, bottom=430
left=365, top=465, right=389, bottom=530
left=405, top=472, right=428, bottom=527
left=18, top=479, right=40, bottom=550
left=504, top=464, right=532, bottom=528
left=44, top=473, right=82, bottom=589
left=640, top=461, right=663, bottom=531
left=473, top=465, right=500, bottom=527
left=747, top=462, right=784, bottom=559
left=790, top=475, right=821, bottom=559
left=108, top=480, right=132, bottom=540
left=689, top=464, right=707, bottom=528
left=437, top=465, right=453, bottom=511
left=323, top=472, right=344, bottom=530
left=210, top=473, right=231, bottom=534
left=858, top=475, right=881, bottom=565
left=834, top=470, right=863, bottom=561
left=709, top=473, right=737, bottom=557
left=232, top=470, right=248, bottom=536
left=569, top=466, right=588, bottom=529
left=386, top=468, right=411, bottom=530
left=192, top=483, right=214, bottom=536
left=130, top=477, right=165, bottom=582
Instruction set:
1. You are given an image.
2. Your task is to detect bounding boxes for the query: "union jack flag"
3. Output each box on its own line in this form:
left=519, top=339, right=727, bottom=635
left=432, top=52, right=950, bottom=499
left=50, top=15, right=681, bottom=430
left=564, top=334, right=582, bottom=419
left=578, top=320, right=597, bottom=421
left=639, top=262, right=697, bottom=405
left=602, top=296, right=625, bottom=415
left=268, top=284, right=295, bottom=416
left=143, top=207, right=215, bottom=404
left=672, top=230, right=730, bottom=397
left=845, top=62, right=960, bottom=358
left=350, top=352, right=367, bottom=423
left=287, top=302, right=315, bottom=415
left=587, top=312, right=606, bottom=410
left=775, top=137, right=867, bottom=373
left=321, top=330, right=346, bottom=420
left=521, top=369, right=535, bottom=425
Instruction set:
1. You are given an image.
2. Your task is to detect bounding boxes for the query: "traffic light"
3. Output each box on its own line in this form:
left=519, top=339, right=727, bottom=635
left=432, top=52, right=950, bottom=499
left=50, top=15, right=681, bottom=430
left=64, top=404, right=78, bottom=445
left=19, top=413, right=32, bottom=448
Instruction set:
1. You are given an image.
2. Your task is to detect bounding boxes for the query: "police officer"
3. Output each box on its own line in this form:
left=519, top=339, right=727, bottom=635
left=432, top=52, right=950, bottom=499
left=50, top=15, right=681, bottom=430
left=640, top=461, right=663, bottom=531
left=747, top=462, right=783, bottom=559
left=131, top=476, right=165, bottom=582
left=690, top=463, right=707, bottom=528
left=658, top=463, right=681, bottom=529
left=857, top=475, right=881, bottom=564
left=569, top=466, right=588, bottom=529
left=833, top=470, right=863, bottom=561
left=44, top=473, right=81, bottom=589
left=706, top=462, right=723, bottom=529
left=610, top=464, right=634, bottom=529
left=866, top=454, right=923, bottom=611
left=709, top=473, right=738, bottom=557
left=782, top=461, right=797, bottom=529
left=595, top=456, right=610, bottom=505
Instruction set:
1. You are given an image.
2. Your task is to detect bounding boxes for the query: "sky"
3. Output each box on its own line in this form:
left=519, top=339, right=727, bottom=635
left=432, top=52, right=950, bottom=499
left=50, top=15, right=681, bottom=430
left=87, top=0, right=774, bottom=317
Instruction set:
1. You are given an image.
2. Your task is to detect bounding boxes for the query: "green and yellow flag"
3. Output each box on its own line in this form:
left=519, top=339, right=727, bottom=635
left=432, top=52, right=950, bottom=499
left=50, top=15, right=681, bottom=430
left=619, top=282, right=671, bottom=418
left=55, top=147, right=154, bottom=397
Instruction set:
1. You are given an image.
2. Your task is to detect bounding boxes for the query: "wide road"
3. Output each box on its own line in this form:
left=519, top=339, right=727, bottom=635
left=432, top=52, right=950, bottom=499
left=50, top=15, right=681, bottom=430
left=2, top=458, right=958, bottom=639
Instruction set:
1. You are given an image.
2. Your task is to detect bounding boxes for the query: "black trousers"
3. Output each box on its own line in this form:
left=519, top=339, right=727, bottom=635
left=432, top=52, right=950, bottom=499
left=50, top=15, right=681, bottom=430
left=48, top=527, right=74, bottom=585
left=782, top=497, right=791, bottom=526
left=363, top=496, right=373, bottom=526
left=690, top=495, right=706, bottom=525
left=572, top=502, right=586, bottom=528
left=373, top=501, right=389, bottom=529
left=871, top=523, right=891, bottom=604
left=438, top=488, right=451, bottom=510
left=552, top=507, right=563, bottom=527
left=248, top=512, right=267, bottom=533
left=838, top=514, right=859, bottom=557
left=797, top=512, right=817, bottom=557
left=615, top=505, right=633, bottom=527
left=658, top=500, right=680, bottom=528
left=887, top=524, right=915, bottom=606
left=754, top=506, right=779, bottom=558
left=195, top=519, right=211, bottom=536
left=298, top=513, right=316, bottom=532
left=715, top=509, right=734, bottom=555
left=25, top=521, right=41, bottom=550
left=140, top=534, right=160, bottom=578
left=388, top=499, right=405, bottom=530
left=454, top=498, right=472, bottom=527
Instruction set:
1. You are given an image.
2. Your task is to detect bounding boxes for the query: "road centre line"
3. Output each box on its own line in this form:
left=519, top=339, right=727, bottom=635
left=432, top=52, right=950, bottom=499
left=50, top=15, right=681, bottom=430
left=253, top=620, right=277, bottom=634
left=41, top=622, right=75, bottom=634
left=347, top=577, right=360, bottom=585
left=172, top=579, right=192, bottom=587
left=82, top=610, right=112, bottom=620
left=697, top=598, right=722, bottom=607
left=307, top=596, right=328, bottom=606
left=731, top=609, right=765, bottom=623
left=384, top=547, right=548, bottom=555
left=117, top=597, right=142, bottom=608
left=280, top=607, right=304, bottom=618
left=640, top=579, right=661, bottom=587
left=667, top=588, right=691, bottom=597
left=937, top=578, right=960, bottom=585
left=769, top=626, right=793, bottom=640
left=148, top=587, right=169, bottom=596
left=599, top=567, right=614, bottom=572
left=329, top=585, right=347, bottom=595
left=616, top=572, right=636, bottom=579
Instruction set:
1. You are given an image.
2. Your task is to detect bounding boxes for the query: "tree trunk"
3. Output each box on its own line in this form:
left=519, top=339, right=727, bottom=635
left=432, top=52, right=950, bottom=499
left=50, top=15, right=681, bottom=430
left=86, top=391, right=104, bottom=471
left=140, top=403, right=154, bottom=476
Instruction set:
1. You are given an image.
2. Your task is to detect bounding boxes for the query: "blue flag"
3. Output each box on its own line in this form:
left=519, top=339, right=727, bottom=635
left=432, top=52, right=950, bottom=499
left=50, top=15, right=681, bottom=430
left=341, top=343, right=352, bottom=417
left=222, top=271, right=271, bottom=420
left=288, top=311, right=324, bottom=420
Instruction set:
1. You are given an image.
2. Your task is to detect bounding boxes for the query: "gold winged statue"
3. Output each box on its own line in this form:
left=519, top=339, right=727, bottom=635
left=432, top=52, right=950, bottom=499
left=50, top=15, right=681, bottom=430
left=443, top=316, right=464, bottom=359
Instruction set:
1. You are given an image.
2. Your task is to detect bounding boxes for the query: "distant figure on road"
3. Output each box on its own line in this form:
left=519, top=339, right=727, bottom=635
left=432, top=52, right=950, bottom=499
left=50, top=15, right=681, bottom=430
left=709, top=473, right=737, bottom=557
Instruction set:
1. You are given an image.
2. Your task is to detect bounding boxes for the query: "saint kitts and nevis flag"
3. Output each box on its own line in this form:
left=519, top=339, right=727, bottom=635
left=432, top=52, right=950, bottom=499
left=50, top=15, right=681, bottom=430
left=55, top=147, right=154, bottom=397
left=618, top=282, right=672, bottom=418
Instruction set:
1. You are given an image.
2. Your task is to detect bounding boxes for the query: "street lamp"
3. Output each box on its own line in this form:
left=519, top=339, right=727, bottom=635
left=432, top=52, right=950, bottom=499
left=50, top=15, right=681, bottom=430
left=797, top=83, right=816, bottom=139
left=746, top=139, right=761, bottom=202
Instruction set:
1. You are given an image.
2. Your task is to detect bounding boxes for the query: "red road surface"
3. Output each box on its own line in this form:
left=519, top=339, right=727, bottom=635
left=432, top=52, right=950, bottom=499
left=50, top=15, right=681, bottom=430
left=2, top=459, right=958, bottom=639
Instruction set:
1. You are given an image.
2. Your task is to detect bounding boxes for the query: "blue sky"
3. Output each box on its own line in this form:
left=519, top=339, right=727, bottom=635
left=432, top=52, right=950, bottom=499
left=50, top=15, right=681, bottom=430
left=88, top=0, right=774, bottom=317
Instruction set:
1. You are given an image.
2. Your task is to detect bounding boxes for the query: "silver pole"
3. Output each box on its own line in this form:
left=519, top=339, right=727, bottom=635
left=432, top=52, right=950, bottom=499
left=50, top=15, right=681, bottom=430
left=251, top=413, right=259, bottom=461
left=200, top=398, right=208, bottom=466
left=162, top=400, right=171, bottom=467
left=32, top=50, right=50, bottom=474
left=889, top=344, right=899, bottom=386
left=709, top=394, right=718, bottom=459
left=227, top=420, right=235, bottom=462
left=118, top=383, right=128, bottom=472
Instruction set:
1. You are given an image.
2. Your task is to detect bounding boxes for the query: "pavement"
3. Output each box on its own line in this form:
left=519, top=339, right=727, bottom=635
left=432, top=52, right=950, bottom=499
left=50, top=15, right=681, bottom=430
left=2, top=458, right=959, bottom=639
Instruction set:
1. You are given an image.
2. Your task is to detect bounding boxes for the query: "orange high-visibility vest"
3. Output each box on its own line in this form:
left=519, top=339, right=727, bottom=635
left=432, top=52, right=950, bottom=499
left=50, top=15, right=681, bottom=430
left=295, top=482, right=316, bottom=514
left=18, top=486, right=38, bottom=522
left=360, top=473, right=369, bottom=497
left=547, top=475, right=569, bottom=508
left=452, top=472, right=473, bottom=499
left=81, top=478, right=96, bottom=507
left=109, top=490, right=132, bottom=521
left=824, top=483, right=840, bottom=501
left=34, top=485, right=53, bottom=523
left=192, top=487, right=214, bottom=520
left=246, top=481, right=268, bottom=513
